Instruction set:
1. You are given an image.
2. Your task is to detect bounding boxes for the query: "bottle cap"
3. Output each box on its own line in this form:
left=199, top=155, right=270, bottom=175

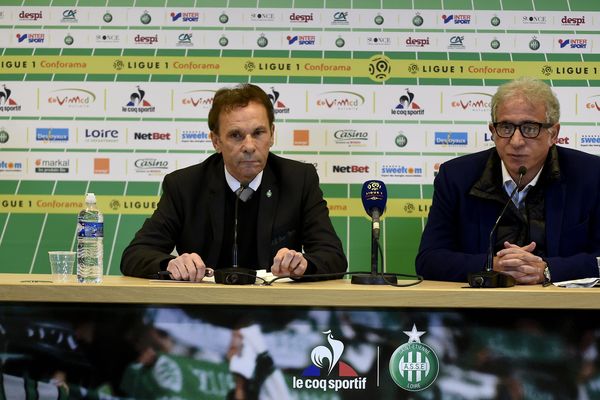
left=85, top=193, right=96, bottom=203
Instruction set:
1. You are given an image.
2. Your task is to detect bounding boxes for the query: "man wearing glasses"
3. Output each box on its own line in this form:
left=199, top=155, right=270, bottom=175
left=416, top=77, right=600, bottom=284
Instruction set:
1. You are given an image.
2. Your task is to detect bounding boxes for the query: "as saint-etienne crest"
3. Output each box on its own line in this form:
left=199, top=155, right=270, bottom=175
left=389, top=324, right=439, bottom=391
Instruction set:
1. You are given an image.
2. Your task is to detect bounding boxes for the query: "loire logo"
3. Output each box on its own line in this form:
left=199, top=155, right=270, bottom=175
left=389, top=324, right=439, bottom=392
left=292, top=330, right=366, bottom=392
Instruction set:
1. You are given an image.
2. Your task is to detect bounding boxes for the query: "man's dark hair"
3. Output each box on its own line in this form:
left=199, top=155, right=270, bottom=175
left=208, top=83, right=274, bottom=134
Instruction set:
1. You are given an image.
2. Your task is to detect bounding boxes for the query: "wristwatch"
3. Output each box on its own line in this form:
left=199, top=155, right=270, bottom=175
left=543, top=262, right=551, bottom=284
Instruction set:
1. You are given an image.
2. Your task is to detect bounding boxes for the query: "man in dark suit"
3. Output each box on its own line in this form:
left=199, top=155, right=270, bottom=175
left=416, top=77, right=600, bottom=284
left=121, top=84, right=347, bottom=281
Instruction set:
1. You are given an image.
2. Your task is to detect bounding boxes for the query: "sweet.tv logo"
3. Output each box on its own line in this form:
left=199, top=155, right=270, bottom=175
left=292, top=330, right=367, bottom=392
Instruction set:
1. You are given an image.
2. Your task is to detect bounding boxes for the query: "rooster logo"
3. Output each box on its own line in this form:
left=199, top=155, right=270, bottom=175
left=302, top=330, right=358, bottom=377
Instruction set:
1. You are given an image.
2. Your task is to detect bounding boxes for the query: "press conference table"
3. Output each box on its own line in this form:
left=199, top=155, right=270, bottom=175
left=0, top=273, right=598, bottom=309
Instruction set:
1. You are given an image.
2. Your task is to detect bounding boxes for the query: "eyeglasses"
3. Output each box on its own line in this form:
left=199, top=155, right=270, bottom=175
left=492, top=121, right=554, bottom=138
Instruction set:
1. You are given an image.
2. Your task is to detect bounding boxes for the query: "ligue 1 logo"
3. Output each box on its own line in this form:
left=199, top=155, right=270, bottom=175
left=389, top=324, right=439, bottom=392
left=368, top=54, right=391, bottom=82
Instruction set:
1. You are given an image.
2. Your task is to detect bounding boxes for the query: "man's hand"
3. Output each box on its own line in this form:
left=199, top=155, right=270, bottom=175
left=494, top=241, right=545, bottom=284
left=166, top=253, right=214, bottom=282
left=271, top=248, right=308, bottom=277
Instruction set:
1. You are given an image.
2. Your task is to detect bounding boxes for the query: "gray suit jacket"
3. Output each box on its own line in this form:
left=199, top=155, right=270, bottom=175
left=120, top=152, right=347, bottom=278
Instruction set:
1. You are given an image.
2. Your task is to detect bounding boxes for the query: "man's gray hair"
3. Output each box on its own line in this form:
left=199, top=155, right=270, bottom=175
left=490, top=77, right=560, bottom=124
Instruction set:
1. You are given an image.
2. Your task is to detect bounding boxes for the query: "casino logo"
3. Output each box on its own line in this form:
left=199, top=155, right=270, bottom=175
left=292, top=330, right=367, bottom=392
left=122, top=86, right=155, bottom=113
left=332, top=129, right=369, bottom=146
left=392, top=89, right=424, bottom=116
left=267, top=87, right=290, bottom=114
left=133, top=158, right=170, bottom=176
left=389, top=324, right=439, bottom=392
left=0, top=85, right=22, bottom=112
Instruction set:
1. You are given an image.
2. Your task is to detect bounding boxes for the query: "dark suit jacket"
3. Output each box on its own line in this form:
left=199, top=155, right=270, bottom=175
left=121, top=152, right=347, bottom=278
left=416, top=146, right=600, bottom=283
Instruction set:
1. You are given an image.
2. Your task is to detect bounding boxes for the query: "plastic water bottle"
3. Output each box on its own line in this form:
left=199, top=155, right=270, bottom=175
left=77, top=193, right=103, bottom=283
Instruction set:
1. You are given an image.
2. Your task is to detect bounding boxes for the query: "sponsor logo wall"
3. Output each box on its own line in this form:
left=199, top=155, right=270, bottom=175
left=0, top=2, right=596, bottom=279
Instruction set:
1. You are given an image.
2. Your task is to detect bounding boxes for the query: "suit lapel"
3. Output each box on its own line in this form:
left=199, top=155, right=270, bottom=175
left=207, top=159, right=225, bottom=266
left=257, top=164, right=278, bottom=267
left=545, top=179, right=566, bottom=256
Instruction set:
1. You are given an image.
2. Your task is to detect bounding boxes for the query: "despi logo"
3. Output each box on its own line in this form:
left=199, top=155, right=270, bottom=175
left=561, top=16, right=585, bottom=26
left=405, top=37, right=430, bottom=47
left=19, top=11, right=43, bottom=21
left=290, top=13, right=314, bottom=23
left=134, top=34, right=158, bottom=44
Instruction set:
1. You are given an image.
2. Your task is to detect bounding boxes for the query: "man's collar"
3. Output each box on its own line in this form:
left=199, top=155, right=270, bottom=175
left=224, top=167, right=263, bottom=192
left=500, top=161, right=543, bottom=190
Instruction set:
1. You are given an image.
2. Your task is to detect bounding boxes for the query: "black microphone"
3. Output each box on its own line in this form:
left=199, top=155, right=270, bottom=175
left=468, top=166, right=527, bottom=288
left=214, top=184, right=257, bottom=285
left=352, top=180, right=396, bottom=285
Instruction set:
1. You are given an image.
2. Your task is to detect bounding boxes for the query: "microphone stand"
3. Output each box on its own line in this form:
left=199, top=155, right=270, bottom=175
left=468, top=167, right=526, bottom=288
left=214, top=185, right=257, bottom=285
left=352, top=210, right=397, bottom=285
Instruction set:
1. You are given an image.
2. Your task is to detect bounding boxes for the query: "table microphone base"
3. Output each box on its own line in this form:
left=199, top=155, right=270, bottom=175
left=351, top=273, right=397, bottom=285
left=468, top=271, right=515, bottom=288
left=214, top=268, right=257, bottom=285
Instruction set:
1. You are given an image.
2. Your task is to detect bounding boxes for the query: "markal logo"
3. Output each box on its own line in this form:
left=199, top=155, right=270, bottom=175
left=122, top=86, right=155, bottom=113
left=171, top=12, right=199, bottom=22
left=381, top=165, right=423, bottom=177
left=316, top=91, right=365, bottom=111
left=36, top=127, right=69, bottom=141
left=181, top=90, right=215, bottom=108
left=392, top=89, right=424, bottom=116
left=558, top=38, right=587, bottom=49
left=292, top=330, right=366, bottom=392
left=250, top=12, right=275, bottom=22
left=562, top=16, right=585, bottom=26
left=0, top=85, right=22, bottom=112
left=579, top=134, right=600, bottom=147
left=333, top=129, right=369, bottom=146
left=180, top=130, right=210, bottom=143
left=441, top=14, right=471, bottom=24
left=0, top=160, right=23, bottom=172
left=19, top=10, right=43, bottom=21
left=405, top=36, right=430, bottom=48
left=435, top=131, right=468, bottom=146
left=48, top=88, right=96, bottom=108
left=332, top=11, right=349, bottom=25
left=35, top=158, right=69, bottom=173
left=448, top=35, right=465, bottom=49
left=61, top=9, right=78, bottom=23
left=16, top=33, right=45, bottom=44
left=389, top=324, right=439, bottom=392
left=0, top=129, right=9, bottom=144
left=287, top=35, right=316, bottom=45
left=267, top=87, right=290, bottom=114
left=177, top=33, right=193, bottom=46
left=451, top=92, right=492, bottom=112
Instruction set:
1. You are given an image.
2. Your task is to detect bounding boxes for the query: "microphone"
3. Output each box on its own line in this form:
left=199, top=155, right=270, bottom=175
left=214, top=184, right=257, bottom=285
left=468, top=166, right=527, bottom=288
left=352, top=180, right=396, bottom=285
